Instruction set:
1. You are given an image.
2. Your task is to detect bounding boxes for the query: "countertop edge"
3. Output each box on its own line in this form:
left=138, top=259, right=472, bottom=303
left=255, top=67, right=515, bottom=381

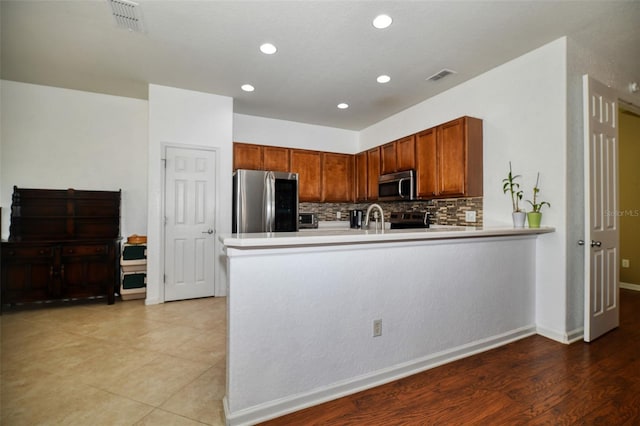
left=219, top=227, right=555, bottom=249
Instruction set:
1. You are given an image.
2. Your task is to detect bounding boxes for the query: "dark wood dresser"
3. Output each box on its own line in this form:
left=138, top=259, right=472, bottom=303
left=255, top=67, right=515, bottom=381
left=1, top=187, right=121, bottom=310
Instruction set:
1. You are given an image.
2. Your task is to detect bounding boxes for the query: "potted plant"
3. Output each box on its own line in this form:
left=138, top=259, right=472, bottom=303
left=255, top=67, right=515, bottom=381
left=526, top=172, right=550, bottom=228
left=502, top=162, right=525, bottom=227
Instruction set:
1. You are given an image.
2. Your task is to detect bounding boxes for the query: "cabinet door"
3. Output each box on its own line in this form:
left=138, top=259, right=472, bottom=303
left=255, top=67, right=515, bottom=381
left=367, top=147, right=380, bottom=200
left=380, top=142, right=397, bottom=175
left=438, top=118, right=466, bottom=197
left=233, top=143, right=262, bottom=170
left=415, top=128, right=437, bottom=198
left=263, top=146, right=290, bottom=172
left=322, top=153, right=354, bottom=202
left=395, top=135, right=415, bottom=171
left=290, top=149, right=322, bottom=202
left=1, top=246, right=54, bottom=303
left=355, top=151, right=368, bottom=201
left=60, top=243, right=112, bottom=300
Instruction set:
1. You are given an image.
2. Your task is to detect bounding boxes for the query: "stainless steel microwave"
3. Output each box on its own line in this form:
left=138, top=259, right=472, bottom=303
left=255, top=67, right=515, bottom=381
left=378, top=170, right=416, bottom=201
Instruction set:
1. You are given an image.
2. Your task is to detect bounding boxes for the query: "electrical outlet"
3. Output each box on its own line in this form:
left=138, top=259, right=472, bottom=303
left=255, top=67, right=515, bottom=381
left=465, top=210, right=477, bottom=222
left=373, top=319, right=382, bottom=337
left=622, top=259, right=630, bottom=268
left=336, top=211, right=341, bottom=219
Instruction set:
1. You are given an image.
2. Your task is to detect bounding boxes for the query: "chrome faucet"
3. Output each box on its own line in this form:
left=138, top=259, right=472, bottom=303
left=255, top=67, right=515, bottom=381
left=363, top=203, right=385, bottom=231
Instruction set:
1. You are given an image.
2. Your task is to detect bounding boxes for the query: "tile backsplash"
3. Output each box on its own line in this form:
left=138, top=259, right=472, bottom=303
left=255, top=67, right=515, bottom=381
left=300, top=197, right=483, bottom=226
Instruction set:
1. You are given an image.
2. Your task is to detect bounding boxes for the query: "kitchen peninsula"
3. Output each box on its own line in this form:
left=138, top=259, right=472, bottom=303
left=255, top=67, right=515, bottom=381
left=221, top=225, right=553, bottom=425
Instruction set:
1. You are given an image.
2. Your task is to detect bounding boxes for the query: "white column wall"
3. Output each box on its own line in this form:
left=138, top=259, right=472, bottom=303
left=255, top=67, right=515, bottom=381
left=147, top=84, right=233, bottom=303
left=360, top=39, right=568, bottom=340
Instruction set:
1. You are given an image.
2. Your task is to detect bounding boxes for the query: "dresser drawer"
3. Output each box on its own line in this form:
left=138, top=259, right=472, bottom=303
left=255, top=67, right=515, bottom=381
left=2, top=246, right=54, bottom=258
left=61, top=244, right=109, bottom=256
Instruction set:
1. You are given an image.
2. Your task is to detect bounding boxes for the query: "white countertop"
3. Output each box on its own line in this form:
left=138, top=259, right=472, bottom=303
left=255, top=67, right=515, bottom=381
left=220, top=223, right=555, bottom=249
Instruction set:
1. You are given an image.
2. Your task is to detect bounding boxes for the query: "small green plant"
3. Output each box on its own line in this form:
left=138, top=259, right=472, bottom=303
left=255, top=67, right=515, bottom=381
left=502, top=161, right=523, bottom=212
left=527, top=172, right=551, bottom=213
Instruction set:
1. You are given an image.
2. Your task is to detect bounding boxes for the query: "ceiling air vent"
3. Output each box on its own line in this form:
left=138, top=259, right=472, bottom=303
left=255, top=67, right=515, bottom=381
left=107, top=0, right=145, bottom=33
left=426, top=69, right=457, bottom=82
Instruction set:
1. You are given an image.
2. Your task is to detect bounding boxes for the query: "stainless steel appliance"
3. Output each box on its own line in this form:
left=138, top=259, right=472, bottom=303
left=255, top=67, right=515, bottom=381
left=378, top=170, right=416, bottom=201
left=388, top=211, right=430, bottom=229
left=349, top=209, right=363, bottom=229
left=233, top=169, right=299, bottom=233
left=298, top=212, right=318, bottom=229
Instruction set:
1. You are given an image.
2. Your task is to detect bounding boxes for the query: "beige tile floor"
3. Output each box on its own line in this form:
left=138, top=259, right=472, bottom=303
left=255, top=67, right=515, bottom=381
left=0, top=296, right=227, bottom=425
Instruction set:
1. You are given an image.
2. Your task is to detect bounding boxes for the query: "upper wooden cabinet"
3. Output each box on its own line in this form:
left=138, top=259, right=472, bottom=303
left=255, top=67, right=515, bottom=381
left=355, top=151, right=367, bottom=202
left=415, top=128, right=437, bottom=198
left=233, top=143, right=290, bottom=172
left=290, top=149, right=322, bottom=202
left=322, top=153, right=354, bottom=202
left=233, top=143, right=263, bottom=170
left=380, top=142, right=397, bottom=175
left=415, top=117, right=483, bottom=199
left=381, top=135, right=415, bottom=174
left=263, top=146, right=290, bottom=172
left=396, top=135, right=416, bottom=172
left=367, top=147, right=380, bottom=200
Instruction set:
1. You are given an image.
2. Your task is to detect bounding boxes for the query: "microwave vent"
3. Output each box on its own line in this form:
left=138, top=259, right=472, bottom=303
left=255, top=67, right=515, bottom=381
left=426, top=69, right=457, bottom=82
left=107, top=0, right=145, bottom=33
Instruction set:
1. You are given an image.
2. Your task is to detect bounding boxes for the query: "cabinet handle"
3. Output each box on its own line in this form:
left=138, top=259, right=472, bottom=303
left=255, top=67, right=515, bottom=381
left=61, top=264, right=65, bottom=280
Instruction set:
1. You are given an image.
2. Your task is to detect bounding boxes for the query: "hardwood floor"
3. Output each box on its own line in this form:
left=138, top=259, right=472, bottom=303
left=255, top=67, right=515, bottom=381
left=261, top=289, right=640, bottom=425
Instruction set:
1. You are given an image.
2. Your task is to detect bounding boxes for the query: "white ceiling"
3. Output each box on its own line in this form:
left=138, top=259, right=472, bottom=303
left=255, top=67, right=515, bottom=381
left=2, top=1, right=639, bottom=130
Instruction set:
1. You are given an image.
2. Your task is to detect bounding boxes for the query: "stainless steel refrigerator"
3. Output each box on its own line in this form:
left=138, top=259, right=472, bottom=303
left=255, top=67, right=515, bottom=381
left=232, top=169, right=299, bottom=233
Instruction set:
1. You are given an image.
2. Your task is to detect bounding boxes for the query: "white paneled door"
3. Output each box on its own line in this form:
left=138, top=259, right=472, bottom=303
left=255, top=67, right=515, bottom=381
left=583, top=75, right=619, bottom=342
left=164, top=146, right=217, bottom=301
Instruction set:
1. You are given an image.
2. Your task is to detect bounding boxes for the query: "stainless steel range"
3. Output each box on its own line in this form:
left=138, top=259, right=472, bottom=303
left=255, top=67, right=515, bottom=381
left=388, top=211, right=430, bottom=229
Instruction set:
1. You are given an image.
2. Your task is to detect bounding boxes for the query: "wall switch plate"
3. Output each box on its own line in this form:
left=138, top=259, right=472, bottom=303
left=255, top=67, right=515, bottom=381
left=373, top=319, right=382, bottom=337
left=465, top=211, right=477, bottom=222
left=622, top=259, right=630, bottom=268
left=336, top=211, right=341, bottom=219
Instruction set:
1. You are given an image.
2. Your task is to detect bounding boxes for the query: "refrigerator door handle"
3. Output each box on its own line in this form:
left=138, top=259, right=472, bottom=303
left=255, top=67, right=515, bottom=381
left=264, top=172, right=275, bottom=232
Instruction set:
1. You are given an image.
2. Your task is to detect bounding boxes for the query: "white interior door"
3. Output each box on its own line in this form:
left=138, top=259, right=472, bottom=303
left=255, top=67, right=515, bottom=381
left=164, top=146, right=217, bottom=301
left=583, top=75, right=619, bottom=342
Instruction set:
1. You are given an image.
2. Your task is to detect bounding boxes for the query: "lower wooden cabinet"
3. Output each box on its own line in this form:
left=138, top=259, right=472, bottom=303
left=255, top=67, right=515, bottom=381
left=1, top=240, right=120, bottom=308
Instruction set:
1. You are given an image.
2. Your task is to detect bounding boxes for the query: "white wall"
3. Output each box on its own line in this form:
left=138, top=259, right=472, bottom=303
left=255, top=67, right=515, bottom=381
left=233, top=113, right=359, bottom=153
left=0, top=80, right=148, bottom=239
left=361, top=39, right=569, bottom=340
left=147, top=84, right=233, bottom=304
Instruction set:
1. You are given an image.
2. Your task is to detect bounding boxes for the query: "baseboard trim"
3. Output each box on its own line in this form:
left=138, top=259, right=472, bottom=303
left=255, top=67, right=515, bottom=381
left=223, top=325, right=536, bottom=426
left=620, top=282, right=640, bottom=292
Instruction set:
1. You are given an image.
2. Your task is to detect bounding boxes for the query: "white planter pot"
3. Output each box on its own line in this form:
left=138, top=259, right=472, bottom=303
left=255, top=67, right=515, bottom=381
left=512, top=211, right=526, bottom=228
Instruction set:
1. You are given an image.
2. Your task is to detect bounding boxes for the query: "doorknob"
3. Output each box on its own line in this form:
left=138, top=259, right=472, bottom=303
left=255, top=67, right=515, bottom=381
left=591, top=240, right=602, bottom=247
left=578, top=240, right=584, bottom=246
left=202, top=228, right=214, bottom=234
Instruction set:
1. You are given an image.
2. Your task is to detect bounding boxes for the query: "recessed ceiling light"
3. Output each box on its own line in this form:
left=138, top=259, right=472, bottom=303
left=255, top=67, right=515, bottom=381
left=241, top=84, right=255, bottom=92
left=259, top=43, right=277, bottom=55
left=372, top=14, right=392, bottom=29
left=377, top=75, right=391, bottom=84
left=337, top=103, right=349, bottom=109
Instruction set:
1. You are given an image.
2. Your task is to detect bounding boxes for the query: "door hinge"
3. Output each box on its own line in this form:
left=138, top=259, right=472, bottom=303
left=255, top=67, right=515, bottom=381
left=161, top=158, right=167, bottom=168
left=163, top=274, right=166, bottom=283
